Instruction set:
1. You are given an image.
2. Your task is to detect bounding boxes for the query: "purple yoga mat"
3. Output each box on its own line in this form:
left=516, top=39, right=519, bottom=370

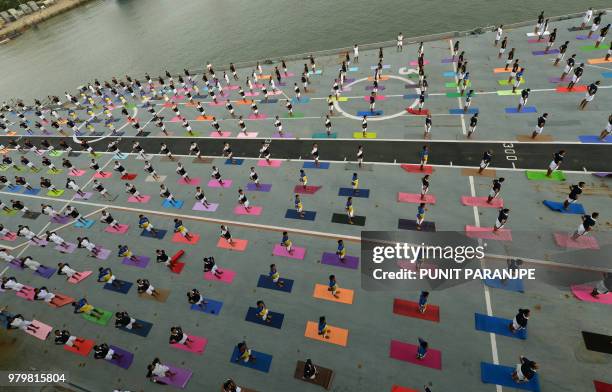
left=35, top=265, right=57, bottom=279
left=8, top=259, right=24, bottom=270
left=55, top=242, right=77, bottom=254
left=95, top=248, right=111, bottom=260
left=246, top=183, right=272, bottom=192
left=108, top=345, right=134, bottom=369
left=154, top=364, right=192, bottom=388
left=192, top=202, right=219, bottom=212
left=51, top=215, right=71, bottom=224
left=365, top=85, right=385, bottom=91
left=272, top=132, right=293, bottom=138
left=532, top=49, right=559, bottom=55
left=320, top=252, right=359, bottom=269
left=441, top=58, right=457, bottom=63
left=122, top=256, right=150, bottom=268
left=74, top=192, right=93, bottom=200
left=344, top=78, right=356, bottom=83
left=548, top=76, right=568, bottom=83
left=576, top=35, right=599, bottom=40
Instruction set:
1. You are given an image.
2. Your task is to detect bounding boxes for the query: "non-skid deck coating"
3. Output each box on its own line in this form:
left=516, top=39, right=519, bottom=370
left=0, top=14, right=611, bottom=392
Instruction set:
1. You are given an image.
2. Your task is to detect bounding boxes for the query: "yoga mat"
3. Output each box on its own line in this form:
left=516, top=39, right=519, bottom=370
left=237, top=132, right=258, bottom=138
left=583, top=331, right=612, bottom=354
left=230, top=346, right=272, bottom=373
left=233, top=205, right=263, bottom=216
left=397, top=193, right=436, bottom=204
left=118, top=319, right=153, bottom=337
left=571, top=285, right=612, bottom=304
left=141, top=229, right=167, bottom=239
left=389, top=340, right=441, bottom=370
left=321, top=252, right=359, bottom=269
left=74, top=192, right=92, bottom=200
left=122, top=256, right=150, bottom=268
left=192, top=202, right=219, bottom=212
left=588, top=58, right=612, bottom=64
left=23, top=211, right=41, bottom=219
left=245, top=307, right=284, bottom=329
left=120, top=173, right=137, bottom=180
left=532, top=49, right=559, bottom=55
left=331, top=213, right=366, bottom=226
left=171, top=232, right=201, bottom=245
left=313, top=283, right=354, bottom=304
left=449, top=108, right=478, bottom=114
left=406, top=108, right=430, bottom=116
left=461, top=196, right=503, bottom=208
left=445, top=81, right=470, bottom=88
left=484, top=278, right=524, bottom=293
left=594, top=381, right=612, bottom=392
left=465, top=226, right=512, bottom=241
left=138, top=288, right=170, bottom=303
left=104, top=224, right=129, bottom=234
left=15, top=286, right=35, bottom=300
left=579, top=135, right=611, bottom=144
left=256, top=275, right=294, bottom=293
left=580, top=45, right=605, bottom=52
left=153, top=365, right=192, bottom=388
left=190, top=298, right=223, bottom=315
left=171, top=335, right=208, bottom=354
left=35, top=265, right=56, bottom=279
left=225, top=159, right=244, bottom=165
left=2, top=185, right=21, bottom=193
left=82, top=308, right=113, bottom=326
left=526, top=170, right=565, bottom=181
left=291, top=97, right=311, bottom=104
left=542, top=200, right=585, bottom=214
left=128, top=195, right=151, bottom=203
left=68, top=169, right=86, bottom=177
left=23, top=188, right=40, bottom=195
left=24, top=320, right=53, bottom=340
left=64, top=339, right=95, bottom=356
left=216, top=238, right=249, bottom=251
left=93, top=248, right=111, bottom=260
left=68, top=270, right=92, bottom=284
left=338, top=188, right=369, bottom=198
left=294, top=360, right=335, bottom=389
left=497, top=90, right=521, bottom=96
left=271, top=132, right=294, bottom=138
left=246, top=183, right=272, bottom=192
left=356, top=110, right=383, bottom=116
left=177, top=177, right=202, bottom=186
left=54, top=242, right=77, bottom=254
left=48, top=293, right=74, bottom=308
left=475, top=313, right=526, bottom=339
left=162, top=199, right=184, bottom=209
left=392, top=386, right=418, bottom=392
left=293, top=185, right=321, bottom=194
left=103, top=280, right=133, bottom=294
left=107, top=345, right=134, bottom=369
left=284, top=207, right=316, bottom=220
left=303, top=162, right=330, bottom=169
left=305, top=321, right=348, bottom=347
left=393, top=299, right=440, bottom=322
left=207, top=179, right=233, bottom=188
left=398, top=219, right=436, bottom=232
left=51, top=215, right=71, bottom=224
left=248, top=114, right=267, bottom=120
left=505, top=107, right=537, bottom=114
left=204, top=269, right=236, bottom=284
left=272, top=244, right=306, bottom=260
left=257, top=159, right=282, bottom=167
left=554, top=233, right=599, bottom=249
left=481, top=362, right=540, bottom=391
left=353, top=132, right=377, bottom=139
left=401, top=164, right=433, bottom=174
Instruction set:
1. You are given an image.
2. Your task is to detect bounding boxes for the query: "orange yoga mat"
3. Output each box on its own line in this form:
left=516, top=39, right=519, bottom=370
left=313, top=284, right=354, bottom=304
left=304, top=321, right=349, bottom=347
left=587, top=58, right=612, bottom=65
left=493, top=67, right=512, bottom=73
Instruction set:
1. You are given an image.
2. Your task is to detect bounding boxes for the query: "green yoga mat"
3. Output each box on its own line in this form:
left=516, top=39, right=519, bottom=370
left=82, top=308, right=113, bottom=326
left=446, top=92, right=477, bottom=98
left=526, top=170, right=566, bottom=181
left=580, top=45, right=605, bottom=52
left=497, top=90, right=521, bottom=96
left=498, top=78, right=524, bottom=86
left=353, top=132, right=377, bottom=139
left=445, top=81, right=471, bottom=88
left=288, top=113, right=305, bottom=119
left=48, top=151, right=64, bottom=157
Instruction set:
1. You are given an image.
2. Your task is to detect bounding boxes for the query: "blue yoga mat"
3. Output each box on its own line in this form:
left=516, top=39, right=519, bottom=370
left=357, top=110, right=383, bottom=116
left=103, top=280, right=133, bottom=294
left=5, top=185, right=22, bottom=193
left=245, top=307, right=284, bottom=329
left=312, top=132, right=337, bottom=139
left=225, top=159, right=245, bottom=165
left=442, top=71, right=456, bottom=77
left=162, top=199, right=184, bottom=209
left=505, top=107, right=537, bottom=114
left=542, top=200, right=585, bottom=214
left=338, top=188, right=370, bottom=198
left=403, top=94, right=422, bottom=99
left=602, top=72, right=612, bottom=78
left=484, top=278, right=524, bottom=293
left=475, top=313, right=527, bottom=339
left=481, top=362, right=540, bottom=392
left=23, top=188, right=41, bottom=195
left=118, top=319, right=153, bottom=338
left=257, top=275, right=293, bottom=293
left=190, top=299, right=223, bottom=315
left=74, top=219, right=94, bottom=229
left=284, top=209, right=316, bottom=221
left=140, top=229, right=168, bottom=239
left=578, top=135, right=610, bottom=144
left=303, top=162, right=330, bottom=169
left=449, top=108, right=478, bottom=114
left=291, top=97, right=311, bottom=104
left=259, top=99, right=278, bottom=104
left=230, top=346, right=272, bottom=373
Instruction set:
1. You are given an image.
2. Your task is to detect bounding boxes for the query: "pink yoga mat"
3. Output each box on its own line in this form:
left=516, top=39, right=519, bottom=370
left=128, top=195, right=151, bottom=203
left=272, top=243, right=306, bottom=260
left=104, top=224, right=129, bottom=234
left=1, top=233, right=17, bottom=241
left=172, top=232, right=200, bottom=245
left=68, top=270, right=92, bottom=284
left=248, top=113, right=267, bottom=120
left=207, top=179, right=233, bottom=188
left=233, top=205, right=263, bottom=216
left=389, top=340, right=441, bottom=370
left=178, top=177, right=201, bottom=186
left=571, top=285, right=612, bottom=304
left=93, top=172, right=112, bottom=179
left=409, top=60, right=430, bottom=66
left=554, top=233, right=599, bottom=249
left=245, top=92, right=260, bottom=97
left=363, top=95, right=387, bottom=101
left=209, top=101, right=224, bottom=106
left=204, top=269, right=236, bottom=284
left=257, top=159, right=282, bottom=167
left=465, top=226, right=512, bottom=241
left=461, top=196, right=503, bottom=208
left=15, top=286, right=35, bottom=300
left=25, top=320, right=53, bottom=340
left=171, top=116, right=184, bottom=122
left=171, top=335, right=208, bottom=354
left=209, top=131, right=232, bottom=138
left=397, top=193, right=437, bottom=204
left=68, top=169, right=86, bottom=177
left=237, top=132, right=258, bottom=138
left=192, top=202, right=219, bottom=212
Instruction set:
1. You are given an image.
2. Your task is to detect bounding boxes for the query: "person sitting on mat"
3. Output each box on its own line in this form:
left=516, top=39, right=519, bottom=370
left=54, top=329, right=82, bottom=349
left=19, top=256, right=41, bottom=271
left=147, top=357, right=176, bottom=382
left=100, top=210, right=121, bottom=230
left=269, top=264, right=284, bottom=288
left=72, top=298, right=104, bottom=319
left=138, top=215, right=159, bottom=237
left=187, top=288, right=208, bottom=309
left=328, top=275, right=340, bottom=298
left=93, top=343, right=123, bottom=361
left=299, top=169, right=308, bottom=190
left=512, top=356, right=538, bottom=383
left=281, top=231, right=294, bottom=254
left=156, top=249, right=171, bottom=267
left=591, top=272, right=612, bottom=298
left=345, top=197, right=355, bottom=224
left=351, top=173, right=359, bottom=195
left=318, top=316, right=330, bottom=339
left=418, top=291, right=429, bottom=313
left=77, top=237, right=100, bottom=257
left=204, top=256, right=224, bottom=278
left=220, top=225, right=233, bottom=245
left=169, top=326, right=193, bottom=347
left=65, top=205, right=89, bottom=225
left=1, top=277, right=29, bottom=294
left=255, top=300, right=272, bottom=323
left=303, top=359, right=318, bottom=380
left=34, top=286, right=63, bottom=306
left=7, top=314, right=39, bottom=333
left=118, top=244, right=139, bottom=262
left=235, top=341, right=256, bottom=363
left=97, top=267, right=123, bottom=289
left=222, top=379, right=241, bottom=392
left=137, top=279, right=159, bottom=297
left=509, top=308, right=530, bottom=334
left=173, top=219, right=193, bottom=241
left=416, top=337, right=428, bottom=360
left=211, top=166, right=224, bottom=185
left=57, top=263, right=83, bottom=281
left=115, top=311, right=143, bottom=330
left=416, top=203, right=427, bottom=231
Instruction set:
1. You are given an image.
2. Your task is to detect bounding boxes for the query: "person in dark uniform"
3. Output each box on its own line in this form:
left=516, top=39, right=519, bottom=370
left=563, top=182, right=584, bottom=209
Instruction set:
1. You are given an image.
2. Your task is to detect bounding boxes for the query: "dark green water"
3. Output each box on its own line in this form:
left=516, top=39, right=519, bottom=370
left=0, top=0, right=608, bottom=101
